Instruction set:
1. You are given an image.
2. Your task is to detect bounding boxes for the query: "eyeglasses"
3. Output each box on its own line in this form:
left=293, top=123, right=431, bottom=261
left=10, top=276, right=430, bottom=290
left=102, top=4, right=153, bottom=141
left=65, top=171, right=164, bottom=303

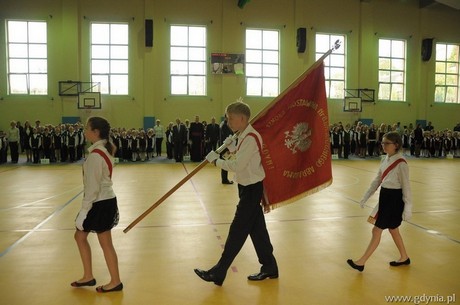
left=381, top=142, right=395, bottom=146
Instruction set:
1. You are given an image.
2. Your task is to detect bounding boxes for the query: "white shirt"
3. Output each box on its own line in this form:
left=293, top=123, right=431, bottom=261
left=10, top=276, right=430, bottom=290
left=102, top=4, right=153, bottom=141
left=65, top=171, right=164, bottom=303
left=362, top=152, right=412, bottom=217
left=81, top=140, right=116, bottom=214
left=154, top=125, right=164, bottom=138
left=216, top=124, right=265, bottom=186
left=8, top=127, right=20, bottom=142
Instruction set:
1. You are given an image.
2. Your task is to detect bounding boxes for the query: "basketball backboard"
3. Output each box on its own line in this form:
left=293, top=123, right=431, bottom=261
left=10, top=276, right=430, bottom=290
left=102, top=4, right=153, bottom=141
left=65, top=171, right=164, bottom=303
left=343, top=97, right=362, bottom=112
left=78, top=92, right=101, bottom=109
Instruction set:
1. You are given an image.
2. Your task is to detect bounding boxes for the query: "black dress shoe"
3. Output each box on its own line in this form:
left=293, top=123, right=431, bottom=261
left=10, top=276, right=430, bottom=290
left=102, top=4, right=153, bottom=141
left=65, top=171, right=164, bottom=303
left=247, top=272, right=279, bottom=281
left=96, top=283, right=123, bottom=293
left=389, top=258, right=410, bottom=266
left=222, top=181, right=234, bottom=185
left=194, top=269, right=224, bottom=286
left=347, top=259, right=364, bottom=272
left=71, top=278, right=96, bottom=287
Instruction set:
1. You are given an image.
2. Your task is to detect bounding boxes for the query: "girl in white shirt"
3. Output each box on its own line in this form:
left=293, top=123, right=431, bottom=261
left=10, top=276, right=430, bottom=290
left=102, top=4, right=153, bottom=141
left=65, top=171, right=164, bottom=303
left=347, top=131, right=412, bottom=272
left=71, top=117, right=123, bottom=293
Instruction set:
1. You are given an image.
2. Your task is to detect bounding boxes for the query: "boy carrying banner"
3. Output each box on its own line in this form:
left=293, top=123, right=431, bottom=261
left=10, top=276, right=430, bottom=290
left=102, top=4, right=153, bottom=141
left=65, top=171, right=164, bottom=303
left=194, top=100, right=278, bottom=286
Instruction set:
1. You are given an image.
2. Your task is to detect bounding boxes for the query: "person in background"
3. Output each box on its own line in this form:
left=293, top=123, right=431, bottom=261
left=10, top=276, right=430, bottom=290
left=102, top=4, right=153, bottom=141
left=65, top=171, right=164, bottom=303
left=52, top=126, right=62, bottom=163
left=165, top=122, right=174, bottom=160
left=42, top=127, right=52, bottom=160
left=172, top=118, right=187, bottom=162
left=206, top=117, right=220, bottom=154
left=414, top=124, right=423, bottom=158
left=17, top=121, right=24, bottom=153
left=219, top=115, right=234, bottom=184
left=189, top=116, right=204, bottom=162
left=0, top=131, right=5, bottom=164
left=23, top=121, right=33, bottom=162
left=8, top=121, right=20, bottom=163
left=425, top=121, right=434, bottom=132
left=146, top=128, right=155, bottom=160
left=29, top=127, right=41, bottom=164
left=153, top=119, right=164, bottom=157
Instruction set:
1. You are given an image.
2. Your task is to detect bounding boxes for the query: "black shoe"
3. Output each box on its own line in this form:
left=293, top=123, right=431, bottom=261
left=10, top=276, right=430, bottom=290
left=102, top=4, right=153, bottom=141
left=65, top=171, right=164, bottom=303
left=389, top=258, right=410, bottom=266
left=194, top=269, right=224, bottom=286
left=71, top=278, right=96, bottom=287
left=347, top=259, right=364, bottom=272
left=222, top=181, right=234, bottom=185
left=247, top=272, right=278, bottom=281
left=96, top=283, right=123, bottom=293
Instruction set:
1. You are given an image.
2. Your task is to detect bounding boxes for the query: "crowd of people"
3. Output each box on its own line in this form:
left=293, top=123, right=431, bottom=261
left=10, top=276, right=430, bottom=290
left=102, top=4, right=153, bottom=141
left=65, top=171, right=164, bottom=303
left=1, top=118, right=459, bottom=165
left=329, top=121, right=460, bottom=159
left=0, top=116, right=233, bottom=165
left=0, top=120, right=87, bottom=164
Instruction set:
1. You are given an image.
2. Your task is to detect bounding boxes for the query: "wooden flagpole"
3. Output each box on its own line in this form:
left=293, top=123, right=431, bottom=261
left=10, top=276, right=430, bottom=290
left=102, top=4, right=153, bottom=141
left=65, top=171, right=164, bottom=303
left=123, top=40, right=341, bottom=233
left=123, top=141, right=231, bottom=233
left=123, top=161, right=208, bottom=233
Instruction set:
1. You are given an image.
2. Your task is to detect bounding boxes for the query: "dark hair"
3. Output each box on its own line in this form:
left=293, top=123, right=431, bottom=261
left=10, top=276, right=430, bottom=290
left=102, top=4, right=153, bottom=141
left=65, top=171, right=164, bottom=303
left=87, top=117, right=115, bottom=156
left=383, top=131, right=402, bottom=152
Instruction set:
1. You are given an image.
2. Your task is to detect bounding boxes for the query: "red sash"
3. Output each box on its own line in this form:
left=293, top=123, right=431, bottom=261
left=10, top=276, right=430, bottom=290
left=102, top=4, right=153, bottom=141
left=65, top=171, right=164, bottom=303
left=92, top=149, right=113, bottom=178
left=236, top=132, right=270, bottom=212
left=236, top=132, right=262, bottom=151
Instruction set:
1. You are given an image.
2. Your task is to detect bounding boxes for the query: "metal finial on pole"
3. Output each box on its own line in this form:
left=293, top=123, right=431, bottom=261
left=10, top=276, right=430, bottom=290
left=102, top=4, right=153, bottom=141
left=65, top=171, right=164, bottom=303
left=333, top=40, right=341, bottom=51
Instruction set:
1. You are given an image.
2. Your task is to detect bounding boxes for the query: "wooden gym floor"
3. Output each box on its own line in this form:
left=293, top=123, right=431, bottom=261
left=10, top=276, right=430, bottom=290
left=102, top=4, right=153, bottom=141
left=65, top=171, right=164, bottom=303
left=0, top=156, right=459, bottom=305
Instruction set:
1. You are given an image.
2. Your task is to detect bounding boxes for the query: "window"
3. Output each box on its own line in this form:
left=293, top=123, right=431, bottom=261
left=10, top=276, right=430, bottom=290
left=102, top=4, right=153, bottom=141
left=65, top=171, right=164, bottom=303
left=245, top=29, right=279, bottom=97
left=378, top=39, right=406, bottom=101
left=435, top=43, right=460, bottom=103
left=315, top=33, right=346, bottom=99
left=91, top=23, right=129, bottom=95
left=6, top=20, right=48, bottom=95
left=170, top=25, right=207, bottom=95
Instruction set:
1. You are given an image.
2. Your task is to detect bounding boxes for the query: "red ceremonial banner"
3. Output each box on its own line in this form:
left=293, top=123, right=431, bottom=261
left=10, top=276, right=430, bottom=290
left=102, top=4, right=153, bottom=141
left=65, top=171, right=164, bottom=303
left=252, top=61, right=333, bottom=210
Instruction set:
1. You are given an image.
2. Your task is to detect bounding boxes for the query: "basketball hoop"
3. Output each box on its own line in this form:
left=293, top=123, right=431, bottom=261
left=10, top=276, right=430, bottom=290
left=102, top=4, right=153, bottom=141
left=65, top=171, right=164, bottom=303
left=83, top=106, right=93, bottom=119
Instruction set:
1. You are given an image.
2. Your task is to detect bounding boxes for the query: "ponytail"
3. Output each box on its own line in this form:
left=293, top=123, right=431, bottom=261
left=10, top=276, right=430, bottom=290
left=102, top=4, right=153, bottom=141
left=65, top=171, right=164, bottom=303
left=87, top=117, right=115, bottom=156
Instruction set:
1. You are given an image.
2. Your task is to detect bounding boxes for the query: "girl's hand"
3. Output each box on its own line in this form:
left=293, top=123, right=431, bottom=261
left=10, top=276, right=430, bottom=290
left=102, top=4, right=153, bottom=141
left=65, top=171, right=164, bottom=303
left=75, top=211, right=87, bottom=231
left=403, top=211, right=412, bottom=221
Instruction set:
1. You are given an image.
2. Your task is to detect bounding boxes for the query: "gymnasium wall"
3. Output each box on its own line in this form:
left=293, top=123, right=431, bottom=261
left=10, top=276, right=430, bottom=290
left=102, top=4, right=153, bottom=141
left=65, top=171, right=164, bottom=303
left=0, top=0, right=459, bottom=131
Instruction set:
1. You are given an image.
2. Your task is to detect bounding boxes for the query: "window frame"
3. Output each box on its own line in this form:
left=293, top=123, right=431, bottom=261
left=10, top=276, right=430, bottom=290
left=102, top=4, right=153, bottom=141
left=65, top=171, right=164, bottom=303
left=377, top=38, right=407, bottom=102
left=245, top=28, right=280, bottom=98
left=315, top=33, right=346, bottom=99
left=169, top=24, right=207, bottom=96
left=434, top=42, right=460, bottom=104
left=90, top=22, right=129, bottom=95
left=6, top=20, right=48, bottom=95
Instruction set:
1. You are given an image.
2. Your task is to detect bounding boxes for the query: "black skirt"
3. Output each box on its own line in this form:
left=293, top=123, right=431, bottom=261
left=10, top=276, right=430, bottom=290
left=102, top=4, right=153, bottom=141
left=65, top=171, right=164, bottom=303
left=375, top=188, right=404, bottom=229
left=83, top=197, right=119, bottom=233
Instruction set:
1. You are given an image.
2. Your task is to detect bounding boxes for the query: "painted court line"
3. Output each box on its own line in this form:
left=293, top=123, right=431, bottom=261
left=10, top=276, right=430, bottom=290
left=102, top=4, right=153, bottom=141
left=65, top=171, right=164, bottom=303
left=0, top=190, right=83, bottom=258
left=0, top=186, right=82, bottom=211
left=181, top=163, right=239, bottom=273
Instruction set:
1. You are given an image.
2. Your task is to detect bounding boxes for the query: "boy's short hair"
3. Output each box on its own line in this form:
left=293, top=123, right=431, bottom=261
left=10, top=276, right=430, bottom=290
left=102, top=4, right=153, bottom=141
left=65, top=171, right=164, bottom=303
left=225, top=101, right=251, bottom=118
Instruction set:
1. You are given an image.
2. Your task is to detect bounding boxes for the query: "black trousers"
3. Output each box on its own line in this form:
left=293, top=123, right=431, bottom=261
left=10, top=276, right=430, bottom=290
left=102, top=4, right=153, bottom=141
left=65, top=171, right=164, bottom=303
left=212, top=181, right=277, bottom=278
left=221, top=169, right=230, bottom=183
left=155, top=138, right=163, bottom=156
left=174, top=141, right=183, bottom=162
left=343, top=142, right=350, bottom=159
left=9, top=141, right=19, bottom=162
